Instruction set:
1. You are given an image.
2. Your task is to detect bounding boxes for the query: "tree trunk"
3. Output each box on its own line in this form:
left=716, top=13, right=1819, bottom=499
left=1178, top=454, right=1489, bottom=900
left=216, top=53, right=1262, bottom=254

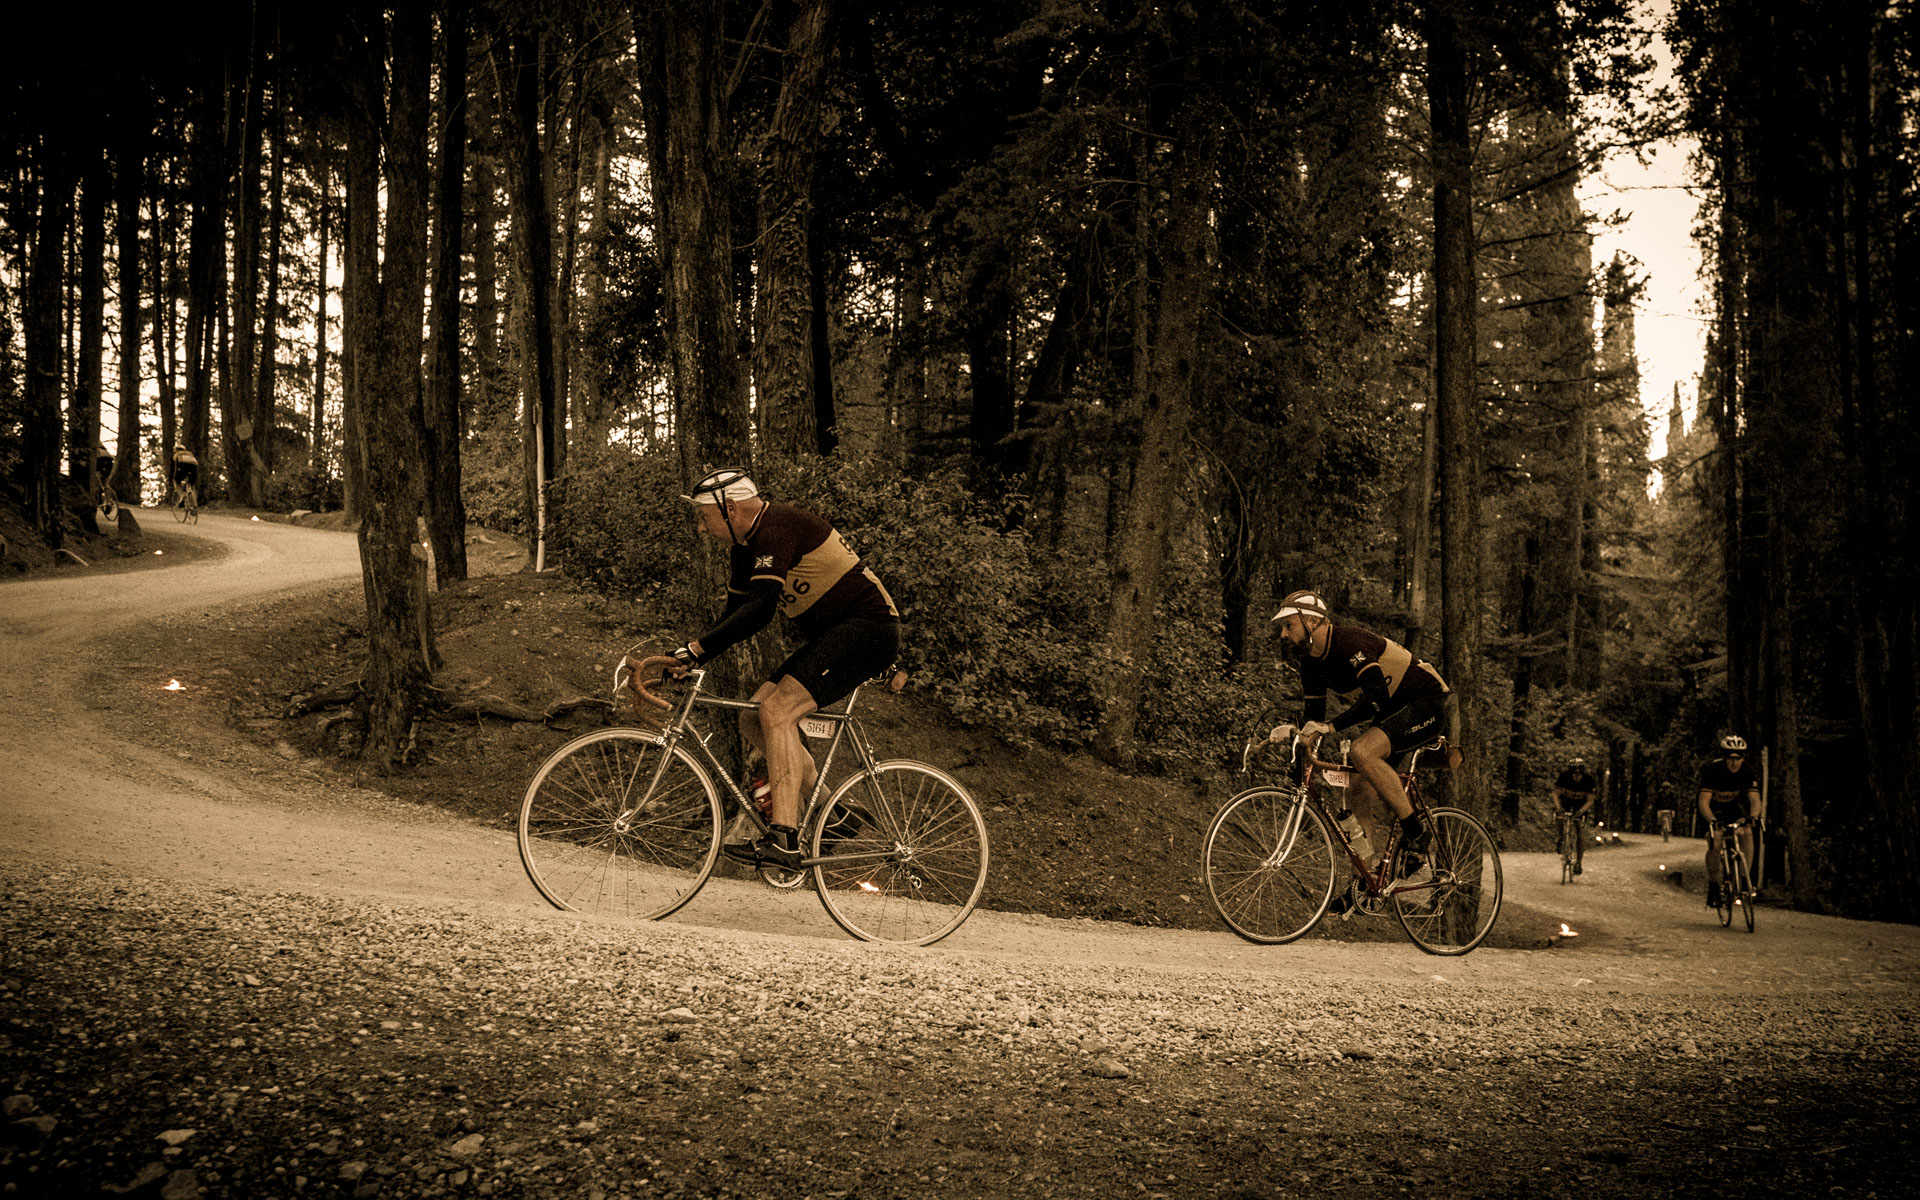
left=74, top=151, right=106, bottom=490
left=469, top=74, right=501, bottom=399
left=182, top=56, right=228, bottom=462
left=25, top=141, right=73, bottom=542
left=311, top=156, right=330, bottom=482
left=343, top=0, right=435, bottom=769
left=753, top=0, right=834, bottom=460
left=424, top=1, right=471, bottom=584
left=113, top=118, right=143, bottom=502
left=254, top=31, right=285, bottom=505
left=1426, top=3, right=1486, bottom=821
left=227, top=30, right=265, bottom=504
left=153, top=148, right=178, bottom=480
left=1764, top=476, right=1815, bottom=911
left=1095, top=101, right=1215, bottom=767
left=497, top=31, right=561, bottom=563
left=645, top=0, right=751, bottom=473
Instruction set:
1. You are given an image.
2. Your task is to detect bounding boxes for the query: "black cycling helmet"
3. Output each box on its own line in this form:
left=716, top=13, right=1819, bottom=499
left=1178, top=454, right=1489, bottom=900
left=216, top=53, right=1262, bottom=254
left=680, top=466, right=758, bottom=506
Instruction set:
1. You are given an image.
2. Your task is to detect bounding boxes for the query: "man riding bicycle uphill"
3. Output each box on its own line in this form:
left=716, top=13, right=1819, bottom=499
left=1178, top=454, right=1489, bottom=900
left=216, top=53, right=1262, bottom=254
left=1554, top=757, right=1598, bottom=875
left=646, top=468, right=901, bottom=870
left=1699, top=734, right=1761, bottom=908
left=1269, top=591, right=1450, bottom=908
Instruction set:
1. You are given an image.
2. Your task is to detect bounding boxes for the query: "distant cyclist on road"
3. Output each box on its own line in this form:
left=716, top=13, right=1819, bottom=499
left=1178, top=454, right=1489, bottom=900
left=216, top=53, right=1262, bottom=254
left=1553, top=757, right=1598, bottom=875
left=1698, top=735, right=1761, bottom=908
left=659, top=468, right=901, bottom=871
left=1270, top=590, right=1450, bottom=912
left=170, top=447, right=200, bottom=502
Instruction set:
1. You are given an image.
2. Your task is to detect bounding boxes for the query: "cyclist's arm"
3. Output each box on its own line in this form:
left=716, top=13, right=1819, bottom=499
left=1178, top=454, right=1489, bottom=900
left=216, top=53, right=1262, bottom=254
left=1697, top=788, right=1717, bottom=829
left=687, top=581, right=780, bottom=663
left=1328, top=663, right=1395, bottom=733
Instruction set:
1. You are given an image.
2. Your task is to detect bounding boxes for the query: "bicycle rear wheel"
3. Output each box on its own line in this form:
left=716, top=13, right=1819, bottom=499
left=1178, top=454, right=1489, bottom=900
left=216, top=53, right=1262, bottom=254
left=1203, top=787, right=1337, bottom=945
left=519, top=729, right=722, bottom=920
left=810, top=761, right=987, bottom=946
left=1393, top=808, right=1502, bottom=956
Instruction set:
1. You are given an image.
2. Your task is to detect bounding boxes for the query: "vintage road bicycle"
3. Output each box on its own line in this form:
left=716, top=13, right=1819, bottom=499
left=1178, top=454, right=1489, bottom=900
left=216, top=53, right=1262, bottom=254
left=1202, top=730, right=1503, bottom=956
left=518, top=652, right=990, bottom=946
left=1710, top=818, right=1758, bottom=933
left=172, top=481, right=199, bottom=524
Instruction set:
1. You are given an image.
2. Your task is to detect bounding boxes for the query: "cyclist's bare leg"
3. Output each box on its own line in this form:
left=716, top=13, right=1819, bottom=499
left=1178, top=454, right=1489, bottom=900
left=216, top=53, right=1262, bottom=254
left=753, top=676, right=820, bottom=828
left=1705, top=828, right=1725, bottom=888
left=1349, top=728, right=1412, bottom=820
left=1341, top=770, right=1390, bottom=872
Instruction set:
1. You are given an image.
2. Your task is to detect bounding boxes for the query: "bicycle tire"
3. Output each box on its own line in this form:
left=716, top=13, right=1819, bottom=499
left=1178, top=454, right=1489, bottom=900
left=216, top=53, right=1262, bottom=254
left=187, top=487, right=199, bottom=524
left=1736, top=854, right=1756, bottom=933
left=518, top=729, right=722, bottom=920
left=1393, top=807, right=1503, bottom=956
left=810, top=760, right=987, bottom=946
left=1202, top=787, right=1337, bottom=945
left=173, top=491, right=190, bottom=523
left=1561, top=824, right=1575, bottom=885
left=1717, top=846, right=1735, bottom=927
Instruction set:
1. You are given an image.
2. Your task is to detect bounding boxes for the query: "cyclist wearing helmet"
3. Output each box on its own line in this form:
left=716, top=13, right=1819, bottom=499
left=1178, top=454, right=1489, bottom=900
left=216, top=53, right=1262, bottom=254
left=667, top=468, right=900, bottom=870
left=170, top=446, right=200, bottom=497
left=1552, top=757, right=1598, bottom=875
left=1698, top=734, right=1761, bottom=908
left=1270, top=590, right=1449, bottom=897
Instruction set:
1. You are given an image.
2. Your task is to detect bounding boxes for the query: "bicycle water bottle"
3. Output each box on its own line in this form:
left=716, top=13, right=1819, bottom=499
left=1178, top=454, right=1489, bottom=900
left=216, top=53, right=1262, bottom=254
left=749, top=778, right=772, bottom=819
left=1334, top=809, right=1374, bottom=862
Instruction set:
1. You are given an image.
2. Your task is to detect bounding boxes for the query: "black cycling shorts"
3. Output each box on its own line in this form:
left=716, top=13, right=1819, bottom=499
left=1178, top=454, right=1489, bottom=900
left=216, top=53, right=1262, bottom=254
left=172, top=463, right=199, bottom=486
left=1378, top=693, right=1447, bottom=764
left=771, top=615, right=902, bottom=710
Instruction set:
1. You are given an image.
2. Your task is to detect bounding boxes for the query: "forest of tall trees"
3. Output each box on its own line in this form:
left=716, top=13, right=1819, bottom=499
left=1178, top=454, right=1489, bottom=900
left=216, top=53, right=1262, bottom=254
left=2, top=1, right=1913, bottom=920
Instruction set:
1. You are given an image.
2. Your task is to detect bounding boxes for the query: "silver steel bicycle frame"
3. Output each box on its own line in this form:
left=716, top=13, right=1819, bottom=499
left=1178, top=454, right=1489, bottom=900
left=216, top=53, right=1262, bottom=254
left=633, top=669, right=900, bottom=868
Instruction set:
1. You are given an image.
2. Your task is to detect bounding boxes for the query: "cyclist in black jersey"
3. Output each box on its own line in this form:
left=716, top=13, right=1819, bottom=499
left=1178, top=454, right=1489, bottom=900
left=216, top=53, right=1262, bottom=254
left=1698, top=734, right=1761, bottom=908
left=1553, top=757, right=1598, bottom=875
left=1271, top=590, right=1449, bottom=903
left=667, top=468, right=901, bottom=869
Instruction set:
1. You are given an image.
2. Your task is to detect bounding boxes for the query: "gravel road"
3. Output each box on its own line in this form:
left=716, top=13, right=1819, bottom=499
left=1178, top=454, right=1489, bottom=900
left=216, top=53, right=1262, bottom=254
left=3, top=512, right=1917, bottom=1199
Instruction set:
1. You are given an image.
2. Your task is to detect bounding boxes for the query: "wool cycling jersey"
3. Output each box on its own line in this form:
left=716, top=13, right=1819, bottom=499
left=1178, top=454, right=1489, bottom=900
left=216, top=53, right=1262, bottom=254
left=1554, top=768, right=1597, bottom=812
left=1699, top=757, right=1759, bottom=823
left=691, top=502, right=897, bottom=662
left=1301, top=624, right=1449, bottom=733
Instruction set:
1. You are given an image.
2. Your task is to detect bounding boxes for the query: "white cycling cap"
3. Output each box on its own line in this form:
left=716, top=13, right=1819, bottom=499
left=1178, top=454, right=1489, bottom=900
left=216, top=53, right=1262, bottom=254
left=681, top=467, right=759, bottom=505
left=1270, top=590, right=1330, bottom=622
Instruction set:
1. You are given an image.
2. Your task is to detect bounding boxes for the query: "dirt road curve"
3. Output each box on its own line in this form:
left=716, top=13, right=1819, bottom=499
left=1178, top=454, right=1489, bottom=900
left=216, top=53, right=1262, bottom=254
left=3, top=513, right=1918, bottom=1199
left=2, top=511, right=1911, bottom=983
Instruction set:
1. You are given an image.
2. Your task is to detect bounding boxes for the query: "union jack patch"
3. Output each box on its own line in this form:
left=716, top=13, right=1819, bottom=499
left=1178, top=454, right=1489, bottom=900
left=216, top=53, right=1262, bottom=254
left=756, top=555, right=774, bottom=568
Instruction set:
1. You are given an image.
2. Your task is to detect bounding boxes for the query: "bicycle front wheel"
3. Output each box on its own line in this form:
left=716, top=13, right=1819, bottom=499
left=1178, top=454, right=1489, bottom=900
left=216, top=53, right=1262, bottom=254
left=1203, top=788, right=1337, bottom=945
left=1717, top=851, right=1735, bottom=927
left=810, top=761, right=988, bottom=946
left=173, top=491, right=189, bottom=523
left=518, top=729, right=722, bottom=920
left=1393, top=808, right=1502, bottom=956
left=1736, top=855, right=1756, bottom=933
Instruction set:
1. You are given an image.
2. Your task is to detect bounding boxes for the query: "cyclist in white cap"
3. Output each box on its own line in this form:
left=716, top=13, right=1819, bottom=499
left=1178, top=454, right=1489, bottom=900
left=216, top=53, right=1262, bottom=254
left=1270, top=590, right=1450, bottom=909
left=668, top=467, right=901, bottom=869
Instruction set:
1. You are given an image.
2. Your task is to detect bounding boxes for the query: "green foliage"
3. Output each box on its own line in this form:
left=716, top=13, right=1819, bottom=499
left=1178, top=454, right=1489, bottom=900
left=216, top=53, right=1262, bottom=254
left=460, top=423, right=527, bottom=537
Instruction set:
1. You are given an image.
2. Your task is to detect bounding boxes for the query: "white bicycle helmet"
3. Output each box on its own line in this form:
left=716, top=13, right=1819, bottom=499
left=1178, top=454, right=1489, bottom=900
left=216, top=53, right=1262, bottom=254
left=1719, top=734, right=1747, bottom=753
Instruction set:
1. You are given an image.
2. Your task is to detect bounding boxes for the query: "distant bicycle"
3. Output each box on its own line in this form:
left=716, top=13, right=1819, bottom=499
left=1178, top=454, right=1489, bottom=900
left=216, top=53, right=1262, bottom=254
left=96, top=481, right=119, bottom=524
left=172, top=481, right=199, bottom=524
left=1557, top=811, right=1582, bottom=884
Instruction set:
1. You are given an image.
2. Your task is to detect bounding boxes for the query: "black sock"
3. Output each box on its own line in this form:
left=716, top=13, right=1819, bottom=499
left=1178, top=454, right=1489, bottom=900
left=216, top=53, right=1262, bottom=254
left=769, top=824, right=798, bottom=851
left=1400, top=815, right=1423, bottom=844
